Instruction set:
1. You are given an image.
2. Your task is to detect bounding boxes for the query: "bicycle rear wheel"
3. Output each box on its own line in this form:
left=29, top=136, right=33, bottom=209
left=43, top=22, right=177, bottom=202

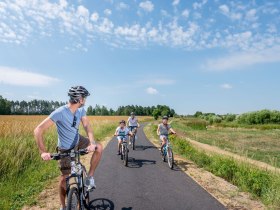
left=167, top=147, right=174, bottom=169
left=66, top=187, right=80, bottom=210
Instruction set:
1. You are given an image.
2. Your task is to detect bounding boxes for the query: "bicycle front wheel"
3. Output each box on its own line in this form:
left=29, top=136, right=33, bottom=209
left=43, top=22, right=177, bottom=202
left=167, top=147, right=174, bottom=169
left=123, top=147, right=128, bottom=167
left=66, top=187, right=80, bottom=210
left=132, top=135, right=135, bottom=150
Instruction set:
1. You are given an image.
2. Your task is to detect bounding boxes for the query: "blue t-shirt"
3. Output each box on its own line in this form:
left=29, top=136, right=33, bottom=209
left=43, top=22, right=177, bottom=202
left=49, top=105, right=86, bottom=149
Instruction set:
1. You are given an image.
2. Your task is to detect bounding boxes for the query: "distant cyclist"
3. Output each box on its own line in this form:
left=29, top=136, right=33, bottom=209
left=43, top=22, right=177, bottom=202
left=115, top=120, right=134, bottom=154
left=157, top=116, right=176, bottom=153
left=127, top=112, right=140, bottom=145
left=34, top=86, right=103, bottom=210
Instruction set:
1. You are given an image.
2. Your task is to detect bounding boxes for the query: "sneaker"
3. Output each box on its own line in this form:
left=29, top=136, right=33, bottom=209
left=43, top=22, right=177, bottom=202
left=129, top=141, right=132, bottom=145
left=85, top=176, right=96, bottom=190
left=60, top=207, right=66, bottom=210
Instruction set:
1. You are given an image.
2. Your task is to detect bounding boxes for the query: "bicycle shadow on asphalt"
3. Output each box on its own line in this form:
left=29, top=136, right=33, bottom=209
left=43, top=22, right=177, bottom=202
left=127, top=157, right=156, bottom=168
left=88, top=198, right=115, bottom=210
left=134, top=145, right=157, bottom=151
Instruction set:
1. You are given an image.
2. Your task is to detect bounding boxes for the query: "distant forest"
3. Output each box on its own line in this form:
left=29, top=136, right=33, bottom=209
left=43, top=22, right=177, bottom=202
left=0, top=95, right=176, bottom=119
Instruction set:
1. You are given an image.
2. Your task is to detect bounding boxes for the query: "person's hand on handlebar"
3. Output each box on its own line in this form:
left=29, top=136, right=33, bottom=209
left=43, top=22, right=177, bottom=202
left=87, top=143, right=97, bottom=152
left=41, top=152, right=51, bottom=161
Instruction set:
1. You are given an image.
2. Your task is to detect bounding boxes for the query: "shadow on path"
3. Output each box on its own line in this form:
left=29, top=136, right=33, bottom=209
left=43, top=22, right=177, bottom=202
left=134, top=145, right=157, bottom=151
left=88, top=198, right=114, bottom=210
left=128, top=158, right=156, bottom=168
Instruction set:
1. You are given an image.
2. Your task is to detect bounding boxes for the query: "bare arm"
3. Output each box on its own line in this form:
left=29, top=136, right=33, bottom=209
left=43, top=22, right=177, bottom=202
left=81, top=116, right=97, bottom=152
left=34, top=117, right=54, bottom=160
left=81, top=116, right=95, bottom=143
left=157, top=125, right=160, bottom=135
left=170, top=128, right=176, bottom=134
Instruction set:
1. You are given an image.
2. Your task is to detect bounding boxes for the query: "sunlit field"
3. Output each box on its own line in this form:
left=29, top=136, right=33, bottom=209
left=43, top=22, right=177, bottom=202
left=0, top=115, right=152, bottom=210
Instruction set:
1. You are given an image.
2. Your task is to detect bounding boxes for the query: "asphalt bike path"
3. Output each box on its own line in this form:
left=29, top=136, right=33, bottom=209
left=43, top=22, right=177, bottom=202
left=89, top=125, right=225, bottom=210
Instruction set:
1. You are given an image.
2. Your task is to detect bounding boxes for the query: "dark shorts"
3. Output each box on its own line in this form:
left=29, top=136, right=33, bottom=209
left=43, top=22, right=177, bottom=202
left=58, top=135, right=90, bottom=175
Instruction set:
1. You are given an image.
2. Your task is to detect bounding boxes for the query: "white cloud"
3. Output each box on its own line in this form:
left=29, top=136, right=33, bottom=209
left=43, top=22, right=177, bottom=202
left=182, top=9, right=189, bottom=18
left=139, top=1, right=154, bottom=12
left=246, top=9, right=258, bottom=21
left=0, top=67, right=60, bottom=86
left=193, top=0, right=207, bottom=10
left=172, top=0, right=180, bottom=6
left=146, top=87, right=158, bottom=95
left=117, top=2, right=129, bottom=10
left=90, top=12, right=99, bottom=22
left=104, top=9, right=112, bottom=16
left=204, top=46, right=280, bottom=71
left=219, top=4, right=242, bottom=21
left=219, top=4, right=229, bottom=14
left=220, top=84, right=233, bottom=89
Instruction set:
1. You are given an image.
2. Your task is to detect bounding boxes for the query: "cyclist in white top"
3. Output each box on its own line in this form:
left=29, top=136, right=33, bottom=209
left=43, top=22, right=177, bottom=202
left=127, top=112, right=140, bottom=145
left=114, top=120, right=134, bottom=155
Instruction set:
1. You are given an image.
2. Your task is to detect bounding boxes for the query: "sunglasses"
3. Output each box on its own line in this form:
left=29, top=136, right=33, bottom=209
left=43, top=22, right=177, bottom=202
left=72, top=115, right=77, bottom=127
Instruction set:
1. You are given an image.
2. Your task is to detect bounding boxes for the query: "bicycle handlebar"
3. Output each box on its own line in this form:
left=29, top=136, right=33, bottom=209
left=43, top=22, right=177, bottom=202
left=50, top=148, right=89, bottom=160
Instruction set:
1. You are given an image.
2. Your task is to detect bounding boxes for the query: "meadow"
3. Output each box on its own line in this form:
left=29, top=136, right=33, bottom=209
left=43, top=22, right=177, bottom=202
left=172, top=117, right=280, bottom=168
left=0, top=115, right=151, bottom=210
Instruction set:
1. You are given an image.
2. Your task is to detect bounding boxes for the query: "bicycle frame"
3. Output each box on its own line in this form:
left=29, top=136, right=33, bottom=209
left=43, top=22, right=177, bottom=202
left=51, top=149, right=89, bottom=209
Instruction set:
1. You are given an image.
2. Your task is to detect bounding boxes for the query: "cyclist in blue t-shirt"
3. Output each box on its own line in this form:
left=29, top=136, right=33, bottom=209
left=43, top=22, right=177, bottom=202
left=34, top=86, right=103, bottom=210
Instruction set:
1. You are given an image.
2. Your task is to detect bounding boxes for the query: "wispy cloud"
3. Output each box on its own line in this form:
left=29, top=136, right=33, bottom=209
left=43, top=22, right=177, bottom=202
left=220, top=84, right=233, bottom=89
left=203, top=46, right=280, bottom=71
left=139, top=1, right=154, bottom=12
left=146, top=87, right=158, bottom=95
left=0, top=67, right=60, bottom=86
left=0, top=0, right=279, bottom=52
left=172, top=0, right=180, bottom=6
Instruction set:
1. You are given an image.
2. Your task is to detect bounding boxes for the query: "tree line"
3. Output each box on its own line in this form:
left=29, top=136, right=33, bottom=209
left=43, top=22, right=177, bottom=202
left=86, top=104, right=176, bottom=119
left=0, top=95, right=176, bottom=118
left=0, top=96, right=66, bottom=115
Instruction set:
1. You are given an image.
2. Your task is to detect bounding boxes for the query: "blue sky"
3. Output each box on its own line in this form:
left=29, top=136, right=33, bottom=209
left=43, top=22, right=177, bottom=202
left=0, top=0, right=280, bottom=115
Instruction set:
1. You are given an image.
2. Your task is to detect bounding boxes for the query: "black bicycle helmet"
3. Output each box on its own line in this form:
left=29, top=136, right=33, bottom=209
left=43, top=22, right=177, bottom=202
left=119, top=120, right=126, bottom=124
left=68, top=86, right=90, bottom=103
left=162, top=116, right=169, bottom=120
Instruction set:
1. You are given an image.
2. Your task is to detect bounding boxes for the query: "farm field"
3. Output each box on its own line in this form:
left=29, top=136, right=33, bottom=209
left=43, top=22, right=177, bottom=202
left=0, top=115, right=152, bottom=210
left=172, top=117, right=280, bottom=168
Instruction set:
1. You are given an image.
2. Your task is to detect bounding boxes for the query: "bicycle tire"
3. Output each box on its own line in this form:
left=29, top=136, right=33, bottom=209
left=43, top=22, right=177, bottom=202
left=81, top=166, right=90, bottom=204
left=66, top=186, right=80, bottom=210
left=167, top=147, right=174, bottom=169
left=120, top=146, right=123, bottom=160
left=124, top=146, right=128, bottom=167
left=132, top=135, right=135, bottom=150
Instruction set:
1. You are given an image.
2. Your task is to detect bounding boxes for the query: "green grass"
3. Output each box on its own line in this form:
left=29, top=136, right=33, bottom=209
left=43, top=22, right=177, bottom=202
left=148, top=123, right=280, bottom=209
left=172, top=118, right=280, bottom=168
left=0, top=120, right=117, bottom=210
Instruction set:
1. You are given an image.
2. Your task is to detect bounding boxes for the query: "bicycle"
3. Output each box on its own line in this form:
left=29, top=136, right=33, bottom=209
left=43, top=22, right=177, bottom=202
left=129, top=126, right=137, bottom=150
left=117, top=135, right=129, bottom=167
left=51, top=148, right=92, bottom=210
left=161, top=134, right=174, bottom=169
